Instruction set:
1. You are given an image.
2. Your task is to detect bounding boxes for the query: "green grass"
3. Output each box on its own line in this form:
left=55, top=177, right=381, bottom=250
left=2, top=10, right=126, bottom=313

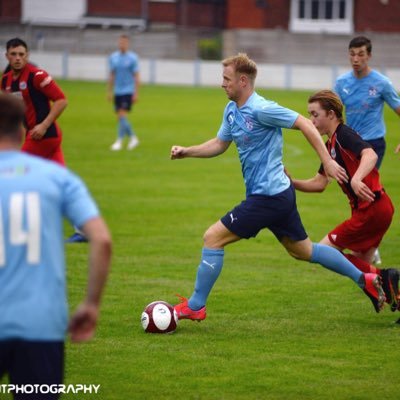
left=2, top=82, right=400, bottom=399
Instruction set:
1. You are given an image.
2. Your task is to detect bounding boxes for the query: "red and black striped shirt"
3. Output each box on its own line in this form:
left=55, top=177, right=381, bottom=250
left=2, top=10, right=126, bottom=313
left=318, top=123, right=383, bottom=210
left=1, top=63, right=65, bottom=139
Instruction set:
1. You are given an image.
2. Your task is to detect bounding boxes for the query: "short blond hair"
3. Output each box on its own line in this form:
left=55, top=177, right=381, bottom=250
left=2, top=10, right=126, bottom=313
left=222, top=53, right=257, bottom=82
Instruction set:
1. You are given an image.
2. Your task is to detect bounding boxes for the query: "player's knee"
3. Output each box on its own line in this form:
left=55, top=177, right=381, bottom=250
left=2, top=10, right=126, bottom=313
left=203, top=226, right=225, bottom=249
left=203, top=227, right=215, bottom=247
left=288, top=249, right=309, bottom=261
left=282, top=238, right=312, bottom=261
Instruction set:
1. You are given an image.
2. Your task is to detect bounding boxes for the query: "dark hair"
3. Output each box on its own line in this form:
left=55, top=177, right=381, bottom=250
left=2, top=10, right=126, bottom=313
left=6, top=37, right=28, bottom=51
left=0, top=93, right=25, bottom=138
left=308, top=90, right=344, bottom=124
left=348, top=36, right=372, bottom=54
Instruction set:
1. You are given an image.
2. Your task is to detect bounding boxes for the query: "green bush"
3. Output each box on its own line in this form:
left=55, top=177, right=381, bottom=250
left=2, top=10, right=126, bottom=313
left=198, top=36, right=222, bottom=60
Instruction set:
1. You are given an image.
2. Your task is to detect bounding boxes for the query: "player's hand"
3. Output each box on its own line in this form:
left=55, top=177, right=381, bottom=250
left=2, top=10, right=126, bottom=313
left=323, top=159, right=348, bottom=184
left=395, top=143, right=400, bottom=155
left=68, top=302, right=99, bottom=343
left=29, top=123, right=47, bottom=140
left=132, top=93, right=138, bottom=104
left=351, top=178, right=375, bottom=202
left=170, top=145, right=187, bottom=159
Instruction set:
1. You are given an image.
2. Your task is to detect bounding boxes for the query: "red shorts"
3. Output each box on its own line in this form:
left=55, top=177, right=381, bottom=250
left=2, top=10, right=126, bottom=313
left=328, top=191, right=394, bottom=253
left=22, top=135, right=65, bottom=166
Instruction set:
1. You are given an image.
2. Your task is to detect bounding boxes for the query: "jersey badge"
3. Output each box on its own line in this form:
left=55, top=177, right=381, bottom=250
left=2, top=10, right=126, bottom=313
left=227, top=112, right=234, bottom=125
left=368, top=87, right=377, bottom=97
left=19, top=81, right=27, bottom=90
left=330, top=148, right=336, bottom=158
left=245, top=117, right=253, bottom=130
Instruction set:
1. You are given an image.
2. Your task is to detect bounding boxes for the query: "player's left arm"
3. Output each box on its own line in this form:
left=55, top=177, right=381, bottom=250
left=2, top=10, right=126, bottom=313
left=293, top=115, right=348, bottom=184
left=351, top=148, right=377, bottom=202
left=68, top=216, right=112, bottom=343
left=132, top=71, right=140, bottom=103
left=30, top=71, right=68, bottom=140
left=382, top=79, right=400, bottom=155
left=393, top=105, right=400, bottom=155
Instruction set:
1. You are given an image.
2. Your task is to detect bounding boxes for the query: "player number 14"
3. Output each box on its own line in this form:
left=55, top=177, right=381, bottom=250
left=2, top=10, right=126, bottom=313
left=0, top=192, right=41, bottom=267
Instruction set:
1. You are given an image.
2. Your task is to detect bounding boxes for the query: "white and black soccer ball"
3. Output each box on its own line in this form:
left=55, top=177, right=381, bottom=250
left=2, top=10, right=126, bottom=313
left=141, top=301, right=178, bottom=334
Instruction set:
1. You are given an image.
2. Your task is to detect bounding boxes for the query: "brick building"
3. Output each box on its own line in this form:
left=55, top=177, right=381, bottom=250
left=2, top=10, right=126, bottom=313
left=0, top=1, right=399, bottom=65
left=1, top=0, right=399, bottom=33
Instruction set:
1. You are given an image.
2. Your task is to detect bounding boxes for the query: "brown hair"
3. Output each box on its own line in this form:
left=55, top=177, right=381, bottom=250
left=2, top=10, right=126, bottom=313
left=0, top=93, right=25, bottom=138
left=222, top=53, right=257, bottom=83
left=308, top=90, right=344, bottom=124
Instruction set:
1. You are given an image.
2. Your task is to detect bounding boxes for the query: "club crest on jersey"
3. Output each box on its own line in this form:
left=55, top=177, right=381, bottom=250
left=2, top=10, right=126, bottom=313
left=330, top=147, right=336, bottom=158
left=227, top=112, right=234, bottom=125
left=368, top=86, right=377, bottom=97
left=19, top=81, right=27, bottom=90
left=245, top=117, right=253, bottom=130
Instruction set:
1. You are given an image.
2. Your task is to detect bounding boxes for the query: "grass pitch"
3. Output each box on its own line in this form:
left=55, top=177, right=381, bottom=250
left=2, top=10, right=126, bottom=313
left=2, top=82, right=400, bottom=399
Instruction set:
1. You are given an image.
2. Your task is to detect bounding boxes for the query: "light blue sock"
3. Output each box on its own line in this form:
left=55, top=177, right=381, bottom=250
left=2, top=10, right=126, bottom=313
left=117, top=117, right=125, bottom=139
left=120, top=116, right=133, bottom=138
left=188, top=248, right=224, bottom=310
left=311, top=243, right=364, bottom=287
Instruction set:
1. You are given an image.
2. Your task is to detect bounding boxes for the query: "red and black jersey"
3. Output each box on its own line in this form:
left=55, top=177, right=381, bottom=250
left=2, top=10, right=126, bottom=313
left=318, top=123, right=383, bottom=210
left=1, top=64, right=65, bottom=139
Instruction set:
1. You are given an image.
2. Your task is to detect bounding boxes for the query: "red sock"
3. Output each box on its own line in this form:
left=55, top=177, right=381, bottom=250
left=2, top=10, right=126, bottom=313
left=345, top=253, right=380, bottom=274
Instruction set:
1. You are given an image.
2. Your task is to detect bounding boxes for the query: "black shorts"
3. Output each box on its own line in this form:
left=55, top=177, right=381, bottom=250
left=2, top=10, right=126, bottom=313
left=114, top=94, right=133, bottom=111
left=0, top=339, right=64, bottom=400
left=220, top=184, right=308, bottom=241
left=366, top=137, right=385, bottom=170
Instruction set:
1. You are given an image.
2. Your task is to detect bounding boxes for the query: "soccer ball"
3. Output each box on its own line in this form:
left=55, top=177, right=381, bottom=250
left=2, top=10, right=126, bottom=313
left=141, top=301, right=178, bottom=334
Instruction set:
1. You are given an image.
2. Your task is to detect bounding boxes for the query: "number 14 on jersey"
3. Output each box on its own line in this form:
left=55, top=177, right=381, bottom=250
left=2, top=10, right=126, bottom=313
left=0, top=192, right=41, bottom=267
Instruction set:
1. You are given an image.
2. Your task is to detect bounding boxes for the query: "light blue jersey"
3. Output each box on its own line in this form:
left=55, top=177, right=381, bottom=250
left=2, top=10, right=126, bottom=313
left=0, top=152, right=99, bottom=341
left=217, top=92, right=298, bottom=197
left=109, top=50, right=139, bottom=95
left=334, top=70, right=400, bottom=141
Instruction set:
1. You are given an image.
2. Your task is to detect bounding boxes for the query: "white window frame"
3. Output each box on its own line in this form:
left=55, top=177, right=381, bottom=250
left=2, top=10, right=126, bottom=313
left=289, top=0, right=354, bottom=34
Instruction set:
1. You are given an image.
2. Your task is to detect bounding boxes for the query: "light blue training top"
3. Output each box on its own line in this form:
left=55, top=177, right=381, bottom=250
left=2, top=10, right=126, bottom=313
left=334, top=70, right=400, bottom=141
left=109, top=50, right=139, bottom=95
left=0, top=151, right=99, bottom=341
left=217, top=91, right=299, bottom=197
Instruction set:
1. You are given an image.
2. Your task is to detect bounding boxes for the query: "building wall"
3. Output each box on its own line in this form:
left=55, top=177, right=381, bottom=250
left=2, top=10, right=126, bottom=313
left=86, top=0, right=141, bottom=17
left=184, top=2, right=226, bottom=28
left=226, top=0, right=290, bottom=29
left=149, top=3, right=178, bottom=24
left=0, top=0, right=21, bottom=22
left=354, top=0, right=400, bottom=32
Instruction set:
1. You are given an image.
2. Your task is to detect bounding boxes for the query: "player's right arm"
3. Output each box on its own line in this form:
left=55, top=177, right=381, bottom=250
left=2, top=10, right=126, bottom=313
left=107, top=71, right=115, bottom=102
left=68, top=216, right=112, bottom=343
left=293, top=115, right=348, bottom=184
left=171, top=137, right=231, bottom=159
left=292, top=172, right=329, bottom=193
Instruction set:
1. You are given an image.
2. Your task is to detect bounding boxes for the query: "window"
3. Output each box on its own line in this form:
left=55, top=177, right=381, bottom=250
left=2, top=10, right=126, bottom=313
left=290, top=0, right=353, bottom=34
